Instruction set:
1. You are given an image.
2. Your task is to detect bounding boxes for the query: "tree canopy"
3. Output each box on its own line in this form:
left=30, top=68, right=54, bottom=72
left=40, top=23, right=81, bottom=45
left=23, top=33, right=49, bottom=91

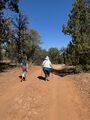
left=62, top=0, right=90, bottom=70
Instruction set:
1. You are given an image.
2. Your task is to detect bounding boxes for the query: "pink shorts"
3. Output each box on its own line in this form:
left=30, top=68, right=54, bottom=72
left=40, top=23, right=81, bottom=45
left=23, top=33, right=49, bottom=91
left=22, top=68, right=27, bottom=72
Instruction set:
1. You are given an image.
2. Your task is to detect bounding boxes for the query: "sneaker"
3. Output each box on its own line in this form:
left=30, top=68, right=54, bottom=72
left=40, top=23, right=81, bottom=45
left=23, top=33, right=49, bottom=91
left=46, top=76, right=49, bottom=81
left=22, top=77, right=26, bottom=81
left=47, top=78, right=50, bottom=81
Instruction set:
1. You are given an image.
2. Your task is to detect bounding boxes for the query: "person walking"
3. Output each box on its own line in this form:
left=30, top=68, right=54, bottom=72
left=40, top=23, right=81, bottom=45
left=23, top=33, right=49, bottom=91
left=19, top=53, right=28, bottom=82
left=42, top=56, right=53, bottom=81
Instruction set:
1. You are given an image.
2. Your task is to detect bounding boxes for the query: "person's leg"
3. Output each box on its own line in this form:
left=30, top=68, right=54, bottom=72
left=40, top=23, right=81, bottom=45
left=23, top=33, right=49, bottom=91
left=20, top=71, right=23, bottom=82
left=47, top=73, right=49, bottom=80
left=19, top=68, right=23, bottom=78
left=43, top=68, right=50, bottom=81
left=45, top=72, right=47, bottom=80
left=43, top=70, right=47, bottom=80
left=47, top=68, right=52, bottom=80
left=22, top=71, right=27, bottom=80
left=44, top=70, right=49, bottom=80
left=43, top=68, right=46, bottom=80
left=19, top=69, right=23, bottom=82
left=46, top=68, right=51, bottom=80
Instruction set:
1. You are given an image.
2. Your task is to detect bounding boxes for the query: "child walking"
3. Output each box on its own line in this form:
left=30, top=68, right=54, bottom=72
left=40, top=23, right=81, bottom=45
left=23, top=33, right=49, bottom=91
left=19, top=53, right=28, bottom=82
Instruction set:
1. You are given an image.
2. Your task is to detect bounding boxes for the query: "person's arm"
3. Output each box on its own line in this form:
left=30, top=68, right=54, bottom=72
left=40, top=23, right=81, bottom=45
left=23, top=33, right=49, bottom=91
left=26, top=60, right=28, bottom=72
left=42, top=61, right=45, bottom=67
left=50, top=64, right=53, bottom=69
left=50, top=61, right=53, bottom=69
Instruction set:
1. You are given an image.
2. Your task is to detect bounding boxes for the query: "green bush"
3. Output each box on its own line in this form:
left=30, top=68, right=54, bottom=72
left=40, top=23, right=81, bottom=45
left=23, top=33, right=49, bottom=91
left=74, top=65, right=90, bottom=73
left=75, top=65, right=83, bottom=73
left=82, top=65, right=90, bottom=71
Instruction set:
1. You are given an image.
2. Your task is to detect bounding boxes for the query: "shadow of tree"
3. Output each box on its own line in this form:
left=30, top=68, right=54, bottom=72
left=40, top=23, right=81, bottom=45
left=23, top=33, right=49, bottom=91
left=52, top=67, right=76, bottom=77
left=0, top=62, right=16, bottom=72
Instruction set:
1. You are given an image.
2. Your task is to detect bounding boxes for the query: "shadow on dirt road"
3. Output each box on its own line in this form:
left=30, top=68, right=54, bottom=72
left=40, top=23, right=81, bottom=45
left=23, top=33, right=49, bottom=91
left=37, top=76, right=46, bottom=81
left=0, top=62, right=16, bottom=72
left=52, top=67, right=76, bottom=77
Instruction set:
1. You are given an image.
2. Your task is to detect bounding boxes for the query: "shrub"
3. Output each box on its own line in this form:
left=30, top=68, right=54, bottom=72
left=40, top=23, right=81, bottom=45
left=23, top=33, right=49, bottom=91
left=82, top=65, right=90, bottom=72
left=75, top=65, right=83, bottom=73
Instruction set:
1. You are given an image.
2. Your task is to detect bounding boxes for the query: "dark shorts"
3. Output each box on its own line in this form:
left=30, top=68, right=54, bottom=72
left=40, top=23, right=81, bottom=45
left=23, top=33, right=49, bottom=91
left=43, top=67, right=52, bottom=75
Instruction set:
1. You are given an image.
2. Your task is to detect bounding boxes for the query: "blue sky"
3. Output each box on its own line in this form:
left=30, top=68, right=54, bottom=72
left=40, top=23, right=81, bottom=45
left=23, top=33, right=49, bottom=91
left=19, top=0, right=74, bottom=49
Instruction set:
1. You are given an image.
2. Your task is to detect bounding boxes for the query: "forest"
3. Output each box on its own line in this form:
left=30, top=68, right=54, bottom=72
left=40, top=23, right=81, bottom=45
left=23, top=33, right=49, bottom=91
left=0, top=0, right=90, bottom=72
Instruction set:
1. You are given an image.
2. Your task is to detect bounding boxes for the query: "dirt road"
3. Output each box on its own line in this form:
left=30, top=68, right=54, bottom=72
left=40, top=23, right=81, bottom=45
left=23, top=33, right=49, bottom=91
left=0, top=65, right=89, bottom=120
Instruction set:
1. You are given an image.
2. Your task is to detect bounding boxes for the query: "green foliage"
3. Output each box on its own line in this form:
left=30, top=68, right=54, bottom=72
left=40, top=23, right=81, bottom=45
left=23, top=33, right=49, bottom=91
left=25, top=29, right=41, bottom=59
left=74, top=65, right=83, bottom=73
left=48, top=48, right=62, bottom=64
left=31, top=47, right=48, bottom=65
left=82, top=64, right=90, bottom=71
left=0, top=6, right=41, bottom=63
left=5, top=12, right=41, bottom=63
left=12, top=12, right=29, bottom=62
left=0, top=46, right=2, bottom=60
left=0, top=0, right=19, bottom=60
left=0, top=0, right=19, bottom=12
left=74, top=64, right=90, bottom=73
left=0, top=0, right=19, bottom=61
left=62, top=0, right=90, bottom=70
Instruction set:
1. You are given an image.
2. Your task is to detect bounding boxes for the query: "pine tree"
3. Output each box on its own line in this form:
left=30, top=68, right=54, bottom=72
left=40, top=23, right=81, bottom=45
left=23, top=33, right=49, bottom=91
left=62, top=0, right=90, bottom=66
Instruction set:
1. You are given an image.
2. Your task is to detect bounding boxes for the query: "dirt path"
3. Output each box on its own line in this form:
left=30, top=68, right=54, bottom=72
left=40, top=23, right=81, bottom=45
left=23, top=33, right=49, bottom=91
left=0, top=65, right=89, bottom=120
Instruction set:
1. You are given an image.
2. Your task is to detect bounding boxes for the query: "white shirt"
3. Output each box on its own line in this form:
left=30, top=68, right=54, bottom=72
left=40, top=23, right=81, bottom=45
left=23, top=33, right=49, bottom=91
left=42, top=59, right=52, bottom=68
